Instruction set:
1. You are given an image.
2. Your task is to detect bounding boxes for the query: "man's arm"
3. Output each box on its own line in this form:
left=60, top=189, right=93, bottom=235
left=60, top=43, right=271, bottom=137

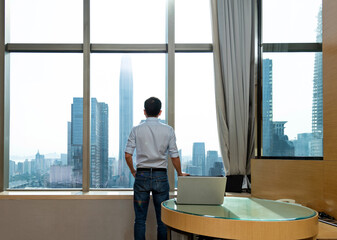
left=125, top=152, right=136, bottom=177
left=171, top=156, right=189, bottom=176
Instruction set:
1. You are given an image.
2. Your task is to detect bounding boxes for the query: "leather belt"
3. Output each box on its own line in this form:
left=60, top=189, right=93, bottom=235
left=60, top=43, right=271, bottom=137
left=137, top=168, right=167, bottom=172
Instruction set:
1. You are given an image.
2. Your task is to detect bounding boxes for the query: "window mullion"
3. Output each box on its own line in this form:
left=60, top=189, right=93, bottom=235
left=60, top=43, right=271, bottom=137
left=82, top=0, right=90, bottom=192
left=166, top=0, right=175, bottom=191
left=262, top=43, right=322, bottom=53
left=6, top=43, right=83, bottom=53
left=0, top=0, right=9, bottom=191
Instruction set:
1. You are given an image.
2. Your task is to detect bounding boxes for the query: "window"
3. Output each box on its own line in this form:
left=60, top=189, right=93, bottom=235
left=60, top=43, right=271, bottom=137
left=261, top=0, right=323, bottom=157
left=263, top=0, right=322, bottom=43
left=9, top=0, right=82, bottom=43
left=91, top=54, right=165, bottom=188
left=175, top=0, right=212, bottom=43
left=175, top=53, right=224, bottom=179
left=1, top=0, right=216, bottom=190
left=91, top=0, right=165, bottom=43
left=9, top=53, right=83, bottom=189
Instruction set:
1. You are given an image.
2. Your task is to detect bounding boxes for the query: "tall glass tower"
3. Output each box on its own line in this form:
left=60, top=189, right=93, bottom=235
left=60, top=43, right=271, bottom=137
left=206, top=150, right=218, bottom=176
left=90, top=99, right=109, bottom=188
left=262, top=59, right=273, bottom=156
left=70, top=97, right=109, bottom=188
left=70, top=98, right=84, bottom=187
left=118, top=56, right=134, bottom=187
left=311, top=6, right=323, bottom=156
left=192, top=142, right=205, bottom=175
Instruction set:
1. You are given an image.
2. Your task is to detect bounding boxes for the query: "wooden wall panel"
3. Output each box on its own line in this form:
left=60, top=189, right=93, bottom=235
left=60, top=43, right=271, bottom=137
left=252, top=0, right=337, bottom=220
left=251, top=159, right=324, bottom=211
left=323, top=0, right=337, bottom=160
left=323, top=161, right=337, bottom=218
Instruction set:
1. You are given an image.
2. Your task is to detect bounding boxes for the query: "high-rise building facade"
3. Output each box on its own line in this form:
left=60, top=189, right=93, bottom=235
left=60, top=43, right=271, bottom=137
left=192, top=142, right=205, bottom=175
left=70, top=98, right=84, bottom=187
left=293, top=133, right=313, bottom=156
left=117, top=56, right=134, bottom=187
left=262, top=58, right=273, bottom=156
left=67, top=122, right=72, bottom=165
left=206, top=150, right=218, bottom=176
left=209, top=162, right=225, bottom=177
left=262, top=59, right=295, bottom=157
left=90, top=99, right=109, bottom=188
left=271, top=121, right=294, bottom=156
left=311, top=6, right=323, bottom=156
left=70, top=97, right=109, bottom=188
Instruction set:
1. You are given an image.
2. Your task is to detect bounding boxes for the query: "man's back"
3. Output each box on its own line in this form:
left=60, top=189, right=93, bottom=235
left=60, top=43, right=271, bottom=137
left=125, top=117, right=179, bottom=169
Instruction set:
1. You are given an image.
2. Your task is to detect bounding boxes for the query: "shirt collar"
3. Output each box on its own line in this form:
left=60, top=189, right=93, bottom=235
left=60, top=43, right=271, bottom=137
left=146, top=117, right=159, bottom=122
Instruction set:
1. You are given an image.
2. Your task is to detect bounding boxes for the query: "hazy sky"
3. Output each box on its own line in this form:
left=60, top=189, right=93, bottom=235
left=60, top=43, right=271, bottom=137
left=8, top=0, right=321, bottom=160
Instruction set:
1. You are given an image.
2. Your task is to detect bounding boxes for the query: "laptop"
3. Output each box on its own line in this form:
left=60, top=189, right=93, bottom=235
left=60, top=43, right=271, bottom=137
left=175, top=176, right=227, bottom=205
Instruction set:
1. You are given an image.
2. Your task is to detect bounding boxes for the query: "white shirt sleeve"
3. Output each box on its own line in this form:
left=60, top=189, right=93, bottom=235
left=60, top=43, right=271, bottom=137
left=125, top=128, right=136, bottom=155
left=168, top=128, right=179, bottom=158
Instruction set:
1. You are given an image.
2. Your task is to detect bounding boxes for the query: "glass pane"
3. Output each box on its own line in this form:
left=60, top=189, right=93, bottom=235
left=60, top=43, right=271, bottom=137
left=9, top=0, right=82, bottom=43
left=175, top=53, right=224, bottom=185
left=91, top=53, right=166, bottom=188
left=263, top=0, right=322, bottom=43
left=91, top=0, right=165, bottom=43
left=175, top=0, right=212, bottom=43
left=9, top=53, right=83, bottom=189
left=163, top=197, right=316, bottom=221
left=262, top=53, right=323, bottom=157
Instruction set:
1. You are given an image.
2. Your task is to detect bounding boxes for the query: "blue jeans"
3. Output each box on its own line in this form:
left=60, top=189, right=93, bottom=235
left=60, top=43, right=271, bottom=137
left=133, top=170, right=169, bottom=240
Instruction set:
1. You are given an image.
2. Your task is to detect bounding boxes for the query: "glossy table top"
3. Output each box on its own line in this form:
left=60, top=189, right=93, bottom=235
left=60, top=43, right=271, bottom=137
left=163, top=197, right=316, bottom=221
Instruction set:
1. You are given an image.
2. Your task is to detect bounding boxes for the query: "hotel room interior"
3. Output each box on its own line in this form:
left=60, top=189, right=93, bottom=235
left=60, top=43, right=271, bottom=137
left=1, top=0, right=337, bottom=239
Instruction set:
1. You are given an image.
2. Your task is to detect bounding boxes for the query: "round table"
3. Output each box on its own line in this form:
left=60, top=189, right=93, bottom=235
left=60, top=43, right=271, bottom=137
left=161, top=197, right=318, bottom=240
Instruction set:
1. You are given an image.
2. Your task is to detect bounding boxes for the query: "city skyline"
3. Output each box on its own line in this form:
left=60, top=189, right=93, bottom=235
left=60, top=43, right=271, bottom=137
left=261, top=5, right=323, bottom=157
left=9, top=139, right=224, bottom=188
left=7, top=0, right=321, bottom=159
left=9, top=54, right=223, bottom=188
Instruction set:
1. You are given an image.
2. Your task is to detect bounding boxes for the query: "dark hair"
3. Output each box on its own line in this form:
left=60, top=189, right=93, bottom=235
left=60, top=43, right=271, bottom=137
left=144, top=97, right=162, bottom=117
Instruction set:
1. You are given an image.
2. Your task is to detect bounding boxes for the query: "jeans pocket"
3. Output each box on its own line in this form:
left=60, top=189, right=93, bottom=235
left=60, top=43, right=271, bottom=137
left=153, top=176, right=169, bottom=193
left=134, top=176, right=150, bottom=192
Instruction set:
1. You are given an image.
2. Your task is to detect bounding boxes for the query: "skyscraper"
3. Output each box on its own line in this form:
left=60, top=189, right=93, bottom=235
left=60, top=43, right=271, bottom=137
left=67, top=122, right=71, bottom=165
left=293, top=133, right=313, bottom=156
left=35, top=151, right=45, bottom=173
left=262, top=59, right=295, bottom=156
left=192, top=142, right=205, bottom=175
left=117, top=56, right=134, bottom=187
left=271, top=121, right=294, bottom=156
left=70, top=98, right=84, bottom=187
left=262, top=58, right=273, bottom=156
left=311, top=6, right=323, bottom=156
left=206, top=150, right=218, bottom=176
left=90, top=98, right=109, bottom=188
left=70, top=97, right=109, bottom=188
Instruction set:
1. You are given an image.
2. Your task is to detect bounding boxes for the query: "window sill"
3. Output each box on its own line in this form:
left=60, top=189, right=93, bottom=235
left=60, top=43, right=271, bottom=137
left=0, top=190, right=181, bottom=200
left=0, top=191, right=250, bottom=200
left=0, top=190, right=136, bottom=200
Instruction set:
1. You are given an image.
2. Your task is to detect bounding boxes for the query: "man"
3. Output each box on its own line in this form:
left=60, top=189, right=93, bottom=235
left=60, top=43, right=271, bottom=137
left=125, top=97, right=189, bottom=240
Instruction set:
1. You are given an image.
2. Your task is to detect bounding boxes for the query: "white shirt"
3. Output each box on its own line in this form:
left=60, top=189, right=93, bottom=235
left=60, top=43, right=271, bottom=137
left=124, top=117, right=179, bottom=168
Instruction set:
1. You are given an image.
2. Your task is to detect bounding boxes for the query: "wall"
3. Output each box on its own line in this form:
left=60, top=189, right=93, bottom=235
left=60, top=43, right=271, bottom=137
left=321, top=0, right=337, bottom=219
left=0, top=199, right=157, bottom=240
left=252, top=0, right=337, bottom=218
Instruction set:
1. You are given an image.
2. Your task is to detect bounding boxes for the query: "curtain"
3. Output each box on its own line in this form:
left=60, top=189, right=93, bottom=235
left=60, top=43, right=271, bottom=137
left=211, top=0, right=256, bottom=176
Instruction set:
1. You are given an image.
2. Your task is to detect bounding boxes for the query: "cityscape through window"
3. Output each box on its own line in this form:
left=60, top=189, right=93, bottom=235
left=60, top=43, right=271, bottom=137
left=175, top=53, right=225, bottom=187
left=262, top=1, right=323, bottom=157
left=7, top=0, right=219, bottom=189
left=6, top=0, right=322, bottom=190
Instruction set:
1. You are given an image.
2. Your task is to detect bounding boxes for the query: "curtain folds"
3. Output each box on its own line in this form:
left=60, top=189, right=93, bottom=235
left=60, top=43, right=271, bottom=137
left=211, top=0, right=256, bottom=176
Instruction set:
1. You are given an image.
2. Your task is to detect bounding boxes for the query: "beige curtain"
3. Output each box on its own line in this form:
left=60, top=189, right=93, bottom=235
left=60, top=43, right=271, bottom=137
left=211, top=0, right=256, bottom=176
